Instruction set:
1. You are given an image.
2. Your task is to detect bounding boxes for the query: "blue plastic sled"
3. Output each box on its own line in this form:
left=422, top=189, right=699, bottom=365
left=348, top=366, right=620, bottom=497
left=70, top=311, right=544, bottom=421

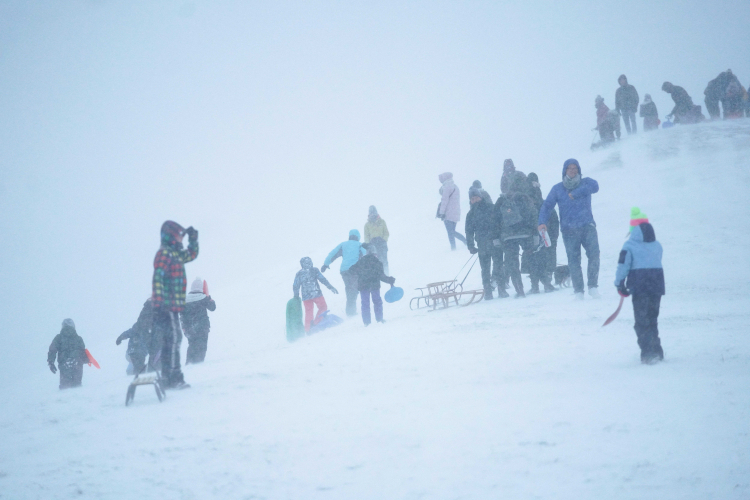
left=384, top=286, right=404, bottom=303
left=662, top=119, right=674, bottom=129
left=309, top=310, right=343, bottom=334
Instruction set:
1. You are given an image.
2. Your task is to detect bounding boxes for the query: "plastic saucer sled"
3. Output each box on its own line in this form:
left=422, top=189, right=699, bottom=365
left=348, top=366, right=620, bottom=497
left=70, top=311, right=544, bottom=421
left=384, top=285, right=404, bottom=303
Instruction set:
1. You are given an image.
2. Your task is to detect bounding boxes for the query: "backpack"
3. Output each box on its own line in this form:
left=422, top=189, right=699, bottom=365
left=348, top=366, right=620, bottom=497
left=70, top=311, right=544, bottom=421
left=501, top=196, right=524, bottom=228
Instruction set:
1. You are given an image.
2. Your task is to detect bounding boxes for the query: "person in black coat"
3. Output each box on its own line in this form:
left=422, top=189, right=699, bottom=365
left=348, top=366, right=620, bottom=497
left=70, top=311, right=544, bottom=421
left=116, top=298, right=154, bottom=374
left=348, top=245, right=395, bottom=326
left=48, top=319, right=89, bottom=389
left=180, top=278, right=216, bottom=364
left=466, top=184, right=508, bottom=299
left=615, top=74, right=640, bottom=134
left=704, top=69, right=740, bottom=119
left=639, top=94, right=660, bottom=131
left=662, top=82, right=703, bottom=124
left=526, top=173, right=558, bottom=293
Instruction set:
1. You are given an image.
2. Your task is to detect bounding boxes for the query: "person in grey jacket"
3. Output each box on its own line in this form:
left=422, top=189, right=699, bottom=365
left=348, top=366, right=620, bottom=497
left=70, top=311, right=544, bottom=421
left=294, top=257, right=338, bottom=332
left=48, top=319, right=89, bottom=389
left=181, top=278, right=216, bottom=364
left=615, top=74, right=639, bottom=134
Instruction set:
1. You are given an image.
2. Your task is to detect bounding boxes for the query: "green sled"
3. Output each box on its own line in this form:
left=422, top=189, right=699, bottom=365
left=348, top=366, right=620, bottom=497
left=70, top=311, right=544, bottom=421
left=286, top=297, right=305, bottom=342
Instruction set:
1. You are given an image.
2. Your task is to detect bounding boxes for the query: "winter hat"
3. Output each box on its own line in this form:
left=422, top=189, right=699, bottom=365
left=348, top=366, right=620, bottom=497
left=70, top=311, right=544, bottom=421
left=190, top=277, right=203, bottom=292
left=348, top=229, right=361, bottom=241
left=629, top=207, right=649, bottom=231
left=472, top=180, right=483, bottom=189
left=62, top=318, right=75, bottom=329
left=662, top=82, right=673, bottom=92
left=644, top=93, right=652, bottom=103
left=503, top=159, right=515, bottom=173
left=618, top=74, right=627, bottom=84
left=468, top=185, right=482, bottom=200
left=300, top=257, right=313, bottom=269
left=160, top=220, right=184, bottom=246
left=368, top=205, right=378, bottom=216
left=595, top=95, right=604, bottom=105
left=527, top=172, right=539, bottom=183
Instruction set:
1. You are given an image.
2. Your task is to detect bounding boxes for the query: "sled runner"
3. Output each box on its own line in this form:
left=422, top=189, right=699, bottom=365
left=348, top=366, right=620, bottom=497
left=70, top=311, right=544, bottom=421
left=309, top=310, right=343, bottom=334
left=410, top=280, right=484, bottom=311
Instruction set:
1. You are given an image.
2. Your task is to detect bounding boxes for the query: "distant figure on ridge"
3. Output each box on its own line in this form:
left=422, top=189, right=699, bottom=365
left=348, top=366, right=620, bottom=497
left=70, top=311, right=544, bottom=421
left=527, top=172, right=558, bottom=293
left=703, top=69, right=741, bottom=120
left=593, top=96, right=616, bottom=147
left=348, top=244, right=396, bottom=326
left=48, top=319, right=88, bottom=390
left=662, top=82, right=704, bottom=124
left=639, top=94, right=660, bottom=131
left=181, top=277, right=216, bottom=364
left=615, top=74, right=639, bottom=134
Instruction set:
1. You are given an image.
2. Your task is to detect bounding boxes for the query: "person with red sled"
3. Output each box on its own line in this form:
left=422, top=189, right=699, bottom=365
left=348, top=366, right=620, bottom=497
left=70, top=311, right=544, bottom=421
left=47, top=318, right=90, bottom=389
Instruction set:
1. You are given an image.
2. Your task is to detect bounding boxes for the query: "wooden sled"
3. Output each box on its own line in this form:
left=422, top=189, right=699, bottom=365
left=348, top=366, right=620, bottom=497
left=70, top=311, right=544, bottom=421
left=125, top=370, right=166, bottom=406
left=410, top=280, right=485, bottom=311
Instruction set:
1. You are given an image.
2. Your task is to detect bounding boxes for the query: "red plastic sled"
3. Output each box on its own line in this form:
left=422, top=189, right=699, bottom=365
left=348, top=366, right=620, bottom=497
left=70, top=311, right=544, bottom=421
left=85, top=349, right=101, bottom=369
left=203, top=280, right=209, bottom=295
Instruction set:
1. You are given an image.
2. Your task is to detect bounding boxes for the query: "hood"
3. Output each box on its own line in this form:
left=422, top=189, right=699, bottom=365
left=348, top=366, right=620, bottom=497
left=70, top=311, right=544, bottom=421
left=503, top=159, right=515, bottom=173
left=630, top=223, right=656, bottom=243
left=300, top=257, right=313, bottom=269
left=562, top=159, right=581, bottom=180
left=438, top=172, right=453, bottom=183
left=618, top=74, right=628, bottom=85
left=161, top=220, right=185, bottom=248
left=348, top=229, right=361, bottom=241
left=368, top=205, right=378, bottom=217
left=644, top=94, right=652, bottom=103
left=190, top=277, right=203, bottom=293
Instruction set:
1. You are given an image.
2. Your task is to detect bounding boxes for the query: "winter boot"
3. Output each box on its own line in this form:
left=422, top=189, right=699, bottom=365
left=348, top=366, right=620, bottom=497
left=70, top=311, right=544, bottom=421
left=510, top=274, right=525, bottom=298
left=497, top=288, right=510, bottom=298
left=588, top=287, right=601, bottom=299
left=484, top=287, right=494, bottom=300
left=528, top=277, right=540, bottom=294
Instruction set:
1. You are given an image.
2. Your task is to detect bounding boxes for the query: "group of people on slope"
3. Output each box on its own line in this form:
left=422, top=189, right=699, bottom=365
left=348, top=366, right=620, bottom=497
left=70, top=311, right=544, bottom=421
left=593, top=70, right=750, bottom=148
left=48, top=221, right=216, bottom=390
left=292, top=206, right=396, bottom=333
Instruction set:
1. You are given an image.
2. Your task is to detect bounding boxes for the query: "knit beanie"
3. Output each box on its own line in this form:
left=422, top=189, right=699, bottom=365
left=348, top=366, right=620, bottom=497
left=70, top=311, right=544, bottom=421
left=190, top=277, right=204, bottom=292
left=468, top=186, right=482, bottom=200
left=503, top=159, right=515, bottom=172
left=630, top=207, right=649, bottom=231
left=368, top=205, right=378, bottom=216
left=62, top=318, right=75, bottom=329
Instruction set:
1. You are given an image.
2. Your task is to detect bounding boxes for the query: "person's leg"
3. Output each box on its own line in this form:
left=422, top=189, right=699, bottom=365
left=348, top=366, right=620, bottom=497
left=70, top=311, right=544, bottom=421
left=504, top=240, right=524, bottom=296
left=562, top=229, right=584, bottom=294
left=185, top=328, right=196, bottom=364
left=478, top=245, right=492, bottom=298
left=443, top=220, right=456, bottom=249
left=303, top=298, right=315, bottom=332
left=312, top=295, right=328, bottom=326
left=341, top=271, right=359, bottom=317
left=633, top=294, right=657, bottom=362
left=372, top=289, right=384, bottom=322
left=381, top=242, right=389, bottom=276
left=645, top=295, right=664, bottom=360
left=622, top=111, right=632, bottom=134
left=630, top=111, right=637, bottom=133
left=581, top=225, right=600, bottom=290
left=705, top=96, right=720, bottom=119
left=59, top=363, right=73, bottom=389
left=131, top=351, right=147, bottom=374
left=160, top=311, right=185, bottom=387
left=193, top=331, right=209, bottom=363
left=360, top=290, right=372, bottom=325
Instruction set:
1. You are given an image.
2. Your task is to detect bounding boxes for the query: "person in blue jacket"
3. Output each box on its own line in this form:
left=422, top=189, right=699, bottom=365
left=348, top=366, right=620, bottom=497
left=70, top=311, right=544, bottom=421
left=322, top=229, right=367, bottom=317
left=614, top=221, right=665, bottom=364
left=538, top=158, right=600, bottom=299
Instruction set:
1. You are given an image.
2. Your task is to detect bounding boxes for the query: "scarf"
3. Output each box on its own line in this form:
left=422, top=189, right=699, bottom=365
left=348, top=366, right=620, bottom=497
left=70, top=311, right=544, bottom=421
left=563, top=174, right=581, bottom=191
left=368, top=214, right=379, bottom=223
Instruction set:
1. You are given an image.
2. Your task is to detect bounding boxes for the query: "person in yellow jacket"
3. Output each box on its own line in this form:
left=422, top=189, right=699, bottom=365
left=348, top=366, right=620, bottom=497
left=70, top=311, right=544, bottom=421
left=364, top=205, right=390, bottom=274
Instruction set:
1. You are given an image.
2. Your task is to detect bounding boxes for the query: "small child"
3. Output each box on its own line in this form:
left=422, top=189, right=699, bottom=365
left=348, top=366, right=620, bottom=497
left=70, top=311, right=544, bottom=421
left=48, top=319, right=89, bottom=389
left=615, top=209, right=665, bottom=364
left=294, top=257, right=338, bottom=333
left=181, top=277, right=216, bottom=364
left=116, top=298, right=154, bottom=374
left=347, top=244, right=396, bottom=326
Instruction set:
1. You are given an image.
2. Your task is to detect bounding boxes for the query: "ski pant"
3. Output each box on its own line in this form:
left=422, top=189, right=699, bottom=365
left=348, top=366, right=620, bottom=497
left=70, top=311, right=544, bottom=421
left=59, top=359, right=83, bottom=390
left=632, top=294, right=664, bottom=361
left=128, top=350, right=147, bottom=374
left=621, top=110, right=637, bottom=134
left=705, top=96, right=721, bottom=119
left=599, top=122, right=615, bottom=143
left=443, top=220, right=467, bottom=250
left=185, top=328, right=209, bottom=364
left=477, top=239, right=503, bottom=293
left=360, top=289, right=383, bottom=325
left=341, top=270, right=359, bottom=317
left=370, top=237, right=389, bottom=275
left=503, top=237, right=530, bottom=295
left=153, top=310, right=185, bottom=387
left=303, top=295, right=328, bottom=332
left=562, top=224, right=600, bottom=294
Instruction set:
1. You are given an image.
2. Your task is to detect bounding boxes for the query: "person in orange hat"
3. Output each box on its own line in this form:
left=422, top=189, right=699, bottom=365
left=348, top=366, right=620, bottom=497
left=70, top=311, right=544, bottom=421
left=181, top=277, right=216, bottom=364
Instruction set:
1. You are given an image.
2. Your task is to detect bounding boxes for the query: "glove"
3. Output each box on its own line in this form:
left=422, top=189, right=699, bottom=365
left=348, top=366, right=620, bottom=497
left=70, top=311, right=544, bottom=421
left=330, top=287, right=339, bottom=294
left=185, top=226, right=198, bottom=239
left=116, top=337, right=122, bottom=346
left=438, top=213, right=445, bottom=220
left=293, top=293, right=299, bottom=299
left=469, top=247, right=478, bottom=254
left=49, top=363, right=57, bottom=374
left=321, top=264, right=329, bottom=273
left=389, top=277, right=396, bottom=285
left=492, top=239, right=502, bottom=248
left=617, top=281, right=630, bottom=297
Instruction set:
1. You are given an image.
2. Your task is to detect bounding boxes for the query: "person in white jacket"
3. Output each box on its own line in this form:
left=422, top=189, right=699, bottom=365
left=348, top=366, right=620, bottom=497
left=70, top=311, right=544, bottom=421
left=437, top=172, right=467, bottom=250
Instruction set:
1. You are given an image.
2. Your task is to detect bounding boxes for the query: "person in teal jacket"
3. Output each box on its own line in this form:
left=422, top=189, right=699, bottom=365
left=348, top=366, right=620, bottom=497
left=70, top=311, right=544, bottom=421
left=322, top=229, right=366, bottom=317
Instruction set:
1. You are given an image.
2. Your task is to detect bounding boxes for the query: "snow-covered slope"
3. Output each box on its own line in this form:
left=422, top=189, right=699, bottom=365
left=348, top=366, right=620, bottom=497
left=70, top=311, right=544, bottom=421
left=2, top=121, right=750, bottom=499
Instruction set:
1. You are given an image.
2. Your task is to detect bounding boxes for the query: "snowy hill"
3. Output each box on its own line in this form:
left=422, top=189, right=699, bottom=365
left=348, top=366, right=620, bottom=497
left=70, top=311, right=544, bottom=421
left=2, top=120, right=749, bottom=499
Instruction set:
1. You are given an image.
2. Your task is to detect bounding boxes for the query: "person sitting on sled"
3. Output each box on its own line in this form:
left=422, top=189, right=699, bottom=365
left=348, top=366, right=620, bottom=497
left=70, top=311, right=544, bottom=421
left=614, top=209, right=665, bottom=364
left=294, top=257, right=338, bottom=333
left=116, top=298, right=154, bottom=375
left=347, top=244, right=396, bottom=326
left=181, top=277, right=216, bottom=364
left=48, top=318, right=89, bottom=390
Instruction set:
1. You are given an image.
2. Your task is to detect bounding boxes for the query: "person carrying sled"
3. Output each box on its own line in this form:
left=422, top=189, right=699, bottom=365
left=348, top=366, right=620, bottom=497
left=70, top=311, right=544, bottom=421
left=494, top=176, right=538, bottom=298
left=614, top=210, right=665, bottom=364
left=527, top=173, right=558, bottom=293
left=593, top=96, right=616, bottom=146
left=364, top=206, right=390, bottom=275
left=180, top=277, right=216, bottom=364
left=466, top=183, right=507, bottom=300
left=294, top=257, right=338, bottom=332
left=437, top=172, right=467, bottom=250
left=322, top=229, right=366, bottom=317
left=48, top=318, right=89, bottom=390
left=151, top=220, right=198, bottom=389
left=639, top=94, right=659, bottom=131
left=615, top=74, right=640, bottom=134
left=662, top=82, right=703, bottom=124
left=347, top=244, right=396, bottom=326
left=116, top=298, right=154, bottom=374
left=538, top=159, right=600, bottom=300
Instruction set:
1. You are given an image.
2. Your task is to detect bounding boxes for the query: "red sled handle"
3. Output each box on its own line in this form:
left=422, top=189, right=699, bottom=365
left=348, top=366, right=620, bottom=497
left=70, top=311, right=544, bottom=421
left=602, top=295, right=626, bottom=327
left=85, top=349, right=101, bottom=369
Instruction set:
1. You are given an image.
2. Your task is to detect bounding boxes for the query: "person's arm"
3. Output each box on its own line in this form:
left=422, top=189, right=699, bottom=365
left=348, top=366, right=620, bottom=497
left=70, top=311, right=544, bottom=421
left=438, top=185, right=452, bottom=217
left=116, top=329, right=133, bottom=345
left=633, top=87, right=639, bottom=111
left=615, top=245, right=633, bottom=289
left=205, top=297, right=216, bottom=311
left=178, top=228, right=199, bottom=263
left=570, top=178, right=599, bottom=198
left=382, top=220, right=389, bottom=242
left=364, top=223, right=371, bottom=244
left=152, top=250, right=169, bottom=309
left=538, top=187, right=558, bottom=228
left=465, top=213, right=476, bottom=252
left=47, top=335, right=59, bottom=366
left=316, top=269, right=335, bottom=291
left=323, top=244, right=343, bottom=268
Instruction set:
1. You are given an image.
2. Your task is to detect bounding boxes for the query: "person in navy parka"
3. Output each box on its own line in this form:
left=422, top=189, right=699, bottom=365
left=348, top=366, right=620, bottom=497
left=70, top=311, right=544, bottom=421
left=614, top=221, right=665, bottom=364
left=322, top=229, right=366, bottom=317
left=538, top=159, right=600, bottom=299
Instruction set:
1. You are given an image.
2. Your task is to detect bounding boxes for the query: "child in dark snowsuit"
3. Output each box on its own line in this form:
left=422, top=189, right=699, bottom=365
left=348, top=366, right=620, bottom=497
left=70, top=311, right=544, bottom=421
left=465, top=184, right=507, bottom=300
left=181, top=277, right=216, bottom=364
left=347, top=245, right=395, bottom=326
left=48, top=319, right=89, bottom=389
left=116, top=298, right=154, bottom=374
left=615, top=212, right=665, bottom=364
left=294, top=257, right=339, bottom=332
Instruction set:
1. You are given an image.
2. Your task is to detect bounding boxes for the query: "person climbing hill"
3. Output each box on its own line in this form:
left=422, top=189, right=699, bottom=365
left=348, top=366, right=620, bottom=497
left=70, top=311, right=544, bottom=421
left=322, top=230, right=366, bottom=317
left=294, top=257, right=338, bottom=332
left=181, top=277, right=216, bottom=364
left=48, top=319, right=89, bottom=390
left=437, top=172, right=467, bottom=250
left=364, top=206, right=390, bottom=275
left=348, top=244, right=396, bottom=326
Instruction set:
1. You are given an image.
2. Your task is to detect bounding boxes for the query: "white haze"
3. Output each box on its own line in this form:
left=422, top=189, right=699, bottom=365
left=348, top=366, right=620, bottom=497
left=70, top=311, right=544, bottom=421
left=1, top=2, right=749, bottom=374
